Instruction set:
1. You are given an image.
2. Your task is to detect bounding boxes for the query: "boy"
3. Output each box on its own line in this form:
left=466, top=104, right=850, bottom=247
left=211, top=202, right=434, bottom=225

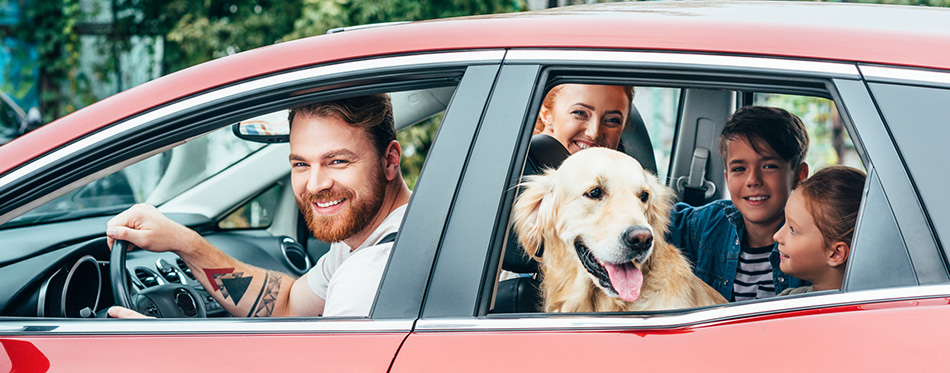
left=668, top=106, right=810, bottom=301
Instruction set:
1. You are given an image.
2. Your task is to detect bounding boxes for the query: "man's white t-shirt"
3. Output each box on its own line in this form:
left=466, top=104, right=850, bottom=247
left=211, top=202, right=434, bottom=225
left=306, top=204, right=407, bottom=317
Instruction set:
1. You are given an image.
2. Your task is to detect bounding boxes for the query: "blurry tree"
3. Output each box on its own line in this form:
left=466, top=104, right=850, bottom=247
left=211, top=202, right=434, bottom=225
left=287, top=0, right=522, bottom=39
left=2, top=0, right=84, bottom=121
left=113, top=0, right=303, bottom=75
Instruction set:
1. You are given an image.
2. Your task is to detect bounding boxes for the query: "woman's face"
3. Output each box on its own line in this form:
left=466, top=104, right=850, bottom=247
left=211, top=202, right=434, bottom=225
left=539, top=84, right=630, bottom=154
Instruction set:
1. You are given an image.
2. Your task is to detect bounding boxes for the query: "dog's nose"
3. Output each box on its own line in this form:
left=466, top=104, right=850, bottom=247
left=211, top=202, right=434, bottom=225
left=623, top=226, right=653, bottom=252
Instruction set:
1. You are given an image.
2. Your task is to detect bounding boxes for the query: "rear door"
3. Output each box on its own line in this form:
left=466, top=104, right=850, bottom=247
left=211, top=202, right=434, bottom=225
left=391, top=50, right=950, bottom=371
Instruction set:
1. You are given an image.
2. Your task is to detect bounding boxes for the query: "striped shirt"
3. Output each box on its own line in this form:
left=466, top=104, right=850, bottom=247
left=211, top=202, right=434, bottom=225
left=733, top=244, right=775, bottom=301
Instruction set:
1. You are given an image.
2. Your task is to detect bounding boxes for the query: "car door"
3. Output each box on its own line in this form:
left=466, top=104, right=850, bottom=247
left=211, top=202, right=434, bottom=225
left=0, top=51, right=503, bottom=370
left=391, top=49, right=950, bottom=371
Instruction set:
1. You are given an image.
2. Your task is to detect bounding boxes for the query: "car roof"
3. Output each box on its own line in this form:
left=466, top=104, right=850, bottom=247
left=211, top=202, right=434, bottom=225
left=2, top=0, right=948, bottom=175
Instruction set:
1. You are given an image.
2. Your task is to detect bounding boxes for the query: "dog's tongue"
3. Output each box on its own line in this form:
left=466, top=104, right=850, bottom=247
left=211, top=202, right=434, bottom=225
left=604, top=262, right=643, bottom=302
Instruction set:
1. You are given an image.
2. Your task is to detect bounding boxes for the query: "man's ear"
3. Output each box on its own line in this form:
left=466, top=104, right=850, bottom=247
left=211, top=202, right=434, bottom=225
left=827, top=241, right=850, bottom=267
left=795, top=162, right=809, bottom=185
left=383, top=140, right=402, bottom=181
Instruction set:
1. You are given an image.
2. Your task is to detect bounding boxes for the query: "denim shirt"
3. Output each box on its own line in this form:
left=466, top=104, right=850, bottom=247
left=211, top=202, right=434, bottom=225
left=666, top=200, right=807, bottom=301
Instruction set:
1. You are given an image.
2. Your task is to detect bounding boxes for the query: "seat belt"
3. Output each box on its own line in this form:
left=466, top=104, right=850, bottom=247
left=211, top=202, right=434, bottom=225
left=376, top=232, right=397, bottom=245
left=681, top=148, right=715, bottom=206
left=676, top=117, right=717, bottom=206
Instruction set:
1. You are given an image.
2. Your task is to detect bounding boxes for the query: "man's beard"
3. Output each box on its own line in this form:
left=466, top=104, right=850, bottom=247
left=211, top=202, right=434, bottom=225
left=296, top=166, right=387, bottom=243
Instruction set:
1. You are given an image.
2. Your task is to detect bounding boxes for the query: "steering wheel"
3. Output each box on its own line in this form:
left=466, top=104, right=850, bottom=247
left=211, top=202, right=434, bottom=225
left=110, top=240, right=206, bottom=318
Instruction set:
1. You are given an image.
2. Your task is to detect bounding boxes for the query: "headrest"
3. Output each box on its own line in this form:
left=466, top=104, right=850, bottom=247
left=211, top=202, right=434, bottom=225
left=620, top=104, right=658, bottom=175
left=525, top=134, right=571, bottom=175
left=504, top=134, right=569, bottom=273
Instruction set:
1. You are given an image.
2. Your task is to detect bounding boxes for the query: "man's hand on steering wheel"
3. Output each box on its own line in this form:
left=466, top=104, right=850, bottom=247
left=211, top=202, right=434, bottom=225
left=106, top=203, right=200, bottom=254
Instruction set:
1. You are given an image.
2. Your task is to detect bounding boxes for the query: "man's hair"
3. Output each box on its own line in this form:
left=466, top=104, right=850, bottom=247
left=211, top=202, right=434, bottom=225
left=798, top=166, right=866, bottom=247
left=288, top=94, right=395, bottom=156
left=718, top=106, right=809, bottom=166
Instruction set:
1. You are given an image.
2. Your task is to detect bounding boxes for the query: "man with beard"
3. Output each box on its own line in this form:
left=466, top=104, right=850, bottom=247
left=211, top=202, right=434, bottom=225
left=105, top=94, right=411, bottom=318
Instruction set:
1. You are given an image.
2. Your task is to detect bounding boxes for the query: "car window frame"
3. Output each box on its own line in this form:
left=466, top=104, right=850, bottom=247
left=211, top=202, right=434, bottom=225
left=0, top=51, right=505, bottom=335
left=417, top=49, right=947, bottom=330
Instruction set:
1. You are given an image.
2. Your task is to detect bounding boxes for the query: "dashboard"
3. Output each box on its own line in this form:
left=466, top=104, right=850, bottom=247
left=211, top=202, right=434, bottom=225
left=0, top=214, right=315, bottom=318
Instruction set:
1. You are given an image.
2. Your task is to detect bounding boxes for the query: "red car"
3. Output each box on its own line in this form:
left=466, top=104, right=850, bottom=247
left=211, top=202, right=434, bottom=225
left=1, top=1, right=949, bottom=371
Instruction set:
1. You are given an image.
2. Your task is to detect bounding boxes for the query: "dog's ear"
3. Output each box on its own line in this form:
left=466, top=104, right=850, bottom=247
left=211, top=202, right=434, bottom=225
left=645, top=171, right=675, bottom=239
left=511, top=170, right=557, bottom=260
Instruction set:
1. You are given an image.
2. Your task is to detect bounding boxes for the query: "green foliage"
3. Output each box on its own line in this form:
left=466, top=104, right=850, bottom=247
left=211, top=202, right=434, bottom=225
left=114, top=0, right=304, bottom=74
left=287, top=0, right=522, bottom=39
left=397, top=114, right=442, bottom=189
left=3, top=0, right=522, bottom=122
left=3, top=0, right=83, bottom=121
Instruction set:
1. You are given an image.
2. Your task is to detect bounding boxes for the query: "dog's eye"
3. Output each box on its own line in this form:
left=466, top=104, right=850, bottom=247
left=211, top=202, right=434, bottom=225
left=585, top=187, right=603, bottom=200
left=640, top=191, right=649, bottom=202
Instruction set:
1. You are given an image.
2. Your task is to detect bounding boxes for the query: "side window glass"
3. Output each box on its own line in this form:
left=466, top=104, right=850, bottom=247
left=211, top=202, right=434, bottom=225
left=219, top=184, right=282, bottom=229
left=499, top=80, right=874, bottom=315
left=1, top=126, right=265, bottom=228
left=753, top=94, right=864, bottom=172
left=633, top=87, right=680, bottom=182
left=845, top=169, right=915, bottom=291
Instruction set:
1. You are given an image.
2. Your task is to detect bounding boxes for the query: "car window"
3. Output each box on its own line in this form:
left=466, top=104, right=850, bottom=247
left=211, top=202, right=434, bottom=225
left=494, top=78, right=875, bottom=315
left=219, top=183, right=283, bottom=229
left=1, top=127, right=266, bottom=228
left=752, top=93, right=863, bottom=174
left=633, top=87, right=680, bottom=183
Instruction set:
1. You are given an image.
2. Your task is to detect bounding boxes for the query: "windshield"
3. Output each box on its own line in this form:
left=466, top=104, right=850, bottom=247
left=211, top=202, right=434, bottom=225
left=2, top=126, right=265, bottom=228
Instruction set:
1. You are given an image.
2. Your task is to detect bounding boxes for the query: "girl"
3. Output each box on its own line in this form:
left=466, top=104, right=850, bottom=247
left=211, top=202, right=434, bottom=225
left=534, top=84, right=634, bottom=154
left=773, top=165, right=866, bottom=295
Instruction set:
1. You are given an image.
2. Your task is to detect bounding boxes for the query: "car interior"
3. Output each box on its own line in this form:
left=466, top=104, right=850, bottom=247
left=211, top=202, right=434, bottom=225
left=490, top=79, right=869, bottom=315
left=0, top=84, right=459, bottom=318
left=0, top=69, right=903, bottom=320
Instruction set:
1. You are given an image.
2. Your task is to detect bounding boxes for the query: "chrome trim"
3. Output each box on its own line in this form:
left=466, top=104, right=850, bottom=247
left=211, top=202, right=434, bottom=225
left=505, top=49, right=859, bottom=78
left=175, top=257, right=197, bottom=282
left=281, top=236, right=312, bottom=275
left=859, top=65, right=950, bottom=86
left=61, top=255, right=102, bottom=317
left=416, top=285, right=950, bottom=332
left=155, top=258, right=188, bottom=285
left=0, top=318, right=414, bottom=335
left=37, top=267, right=64, bottom=317
left=0, top=50, right=505, bottom=190
left=133, top=266, right=165, bottom=288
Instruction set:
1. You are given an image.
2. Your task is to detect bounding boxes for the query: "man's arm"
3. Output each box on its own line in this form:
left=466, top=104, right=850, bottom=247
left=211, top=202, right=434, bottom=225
left=107, top=204, right=325, bottom=317
left=174, top=238, right=326, bottom=317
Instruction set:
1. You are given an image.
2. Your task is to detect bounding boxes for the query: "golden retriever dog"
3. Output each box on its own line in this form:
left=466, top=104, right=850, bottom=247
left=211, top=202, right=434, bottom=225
left=512, top=148, right=726, bottom=312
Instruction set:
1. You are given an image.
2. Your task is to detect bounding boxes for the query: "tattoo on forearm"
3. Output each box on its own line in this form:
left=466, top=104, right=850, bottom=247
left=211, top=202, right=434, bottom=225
left=202, top=268, right=281, bottom=317
left=203, top=267, right=253, bottom=305
left=247, top=271, right=281, bottom=317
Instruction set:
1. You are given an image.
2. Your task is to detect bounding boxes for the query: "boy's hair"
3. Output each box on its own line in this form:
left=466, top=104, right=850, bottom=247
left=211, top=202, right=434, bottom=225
left=798, top=166, right=866, bottom=247
left=718, top=106, right=809, bottom=166
left=288, top=94, right=395, bottom=157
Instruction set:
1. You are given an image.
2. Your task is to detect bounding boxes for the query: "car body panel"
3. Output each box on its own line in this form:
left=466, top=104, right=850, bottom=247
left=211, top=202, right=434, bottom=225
left=2, top=331, right=407, bottom=371
left=395, top=297, right=950, bottom=371
left=0, top=1, right=948, bottom=370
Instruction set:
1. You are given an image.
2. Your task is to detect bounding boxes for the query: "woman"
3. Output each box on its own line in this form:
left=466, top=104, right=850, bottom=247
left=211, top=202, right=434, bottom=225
left=535, top=84, right=634, bottom=154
